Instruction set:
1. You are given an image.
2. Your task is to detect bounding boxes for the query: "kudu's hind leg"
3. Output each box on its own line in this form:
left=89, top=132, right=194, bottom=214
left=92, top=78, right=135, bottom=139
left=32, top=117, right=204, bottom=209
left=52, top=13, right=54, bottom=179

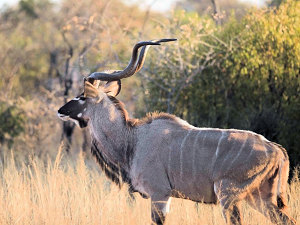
left=266, top=203, right=296, bottom=225
left=214, top=181, right=244, bottom=225
left=219, top=199, right=243, bottom=225
left=245, top=169, right=296, bottom=225
left=246, top=189, right=296, bottom=225
left=151, top=197, right=171, bottom=225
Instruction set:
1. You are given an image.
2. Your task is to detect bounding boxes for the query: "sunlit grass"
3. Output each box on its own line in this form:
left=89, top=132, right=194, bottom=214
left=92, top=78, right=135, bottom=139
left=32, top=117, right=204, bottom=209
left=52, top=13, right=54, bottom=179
left=0, top=147, right=298, bottom=225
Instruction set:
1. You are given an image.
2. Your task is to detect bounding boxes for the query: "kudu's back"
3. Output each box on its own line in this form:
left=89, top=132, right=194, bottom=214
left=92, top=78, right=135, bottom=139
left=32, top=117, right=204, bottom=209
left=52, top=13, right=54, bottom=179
left=131, top=115, right=287, bottom=202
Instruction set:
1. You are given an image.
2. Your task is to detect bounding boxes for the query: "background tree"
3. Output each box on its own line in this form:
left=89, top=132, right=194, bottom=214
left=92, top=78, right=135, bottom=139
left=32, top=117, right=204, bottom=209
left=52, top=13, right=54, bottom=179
left=0, top=0, right=298, bottom=173
left=0, top=0, right=160, bottom=156
left=141, top=0, right=300, bottom=170
left=176, top=0, right=250, bottom=23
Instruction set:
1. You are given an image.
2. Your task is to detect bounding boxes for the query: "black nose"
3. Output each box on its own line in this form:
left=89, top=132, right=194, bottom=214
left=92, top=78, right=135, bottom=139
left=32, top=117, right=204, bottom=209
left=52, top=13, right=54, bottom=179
left=58, top=108, right=69, bottom=114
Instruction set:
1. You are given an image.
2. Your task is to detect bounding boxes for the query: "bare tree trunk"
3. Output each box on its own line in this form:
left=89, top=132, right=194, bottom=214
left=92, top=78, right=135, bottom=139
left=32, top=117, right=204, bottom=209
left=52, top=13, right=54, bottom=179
left=59, top=29, right=97, bottom=153
left=211, top=0, right=221, bottom=26
left=61, top=121, right=75, bottom=153
left=82, top=128, right=90, bottom=152
left=60, top=32, right=76, bottom=153
left=47, top=50, right=58, bottom=91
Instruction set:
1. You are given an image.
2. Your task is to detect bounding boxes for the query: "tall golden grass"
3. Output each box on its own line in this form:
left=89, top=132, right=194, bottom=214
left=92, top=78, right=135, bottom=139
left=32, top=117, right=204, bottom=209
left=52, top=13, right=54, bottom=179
left=0, top=147, right=299, bottom=225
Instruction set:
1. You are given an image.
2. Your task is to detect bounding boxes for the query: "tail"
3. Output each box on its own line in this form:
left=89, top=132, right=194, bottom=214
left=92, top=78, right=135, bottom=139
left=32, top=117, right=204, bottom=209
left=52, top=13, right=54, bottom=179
left=273, top=143, right=290, bottom=210
left=267, top=143, right=296, bottom=224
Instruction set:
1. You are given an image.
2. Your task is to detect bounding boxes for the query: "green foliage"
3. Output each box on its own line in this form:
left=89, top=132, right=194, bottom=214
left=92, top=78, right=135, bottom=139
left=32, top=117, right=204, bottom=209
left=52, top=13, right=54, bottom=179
left=19, top=0, right=38, bottom=18
left=0, top=102, right=26, bottom=147
left=143, top=0, right=300, bottom=168
left=268, top=0, right=284, bottom=7
left=218, top=0, right=300, bottom=167
left=0, top=0, right=299, bottom=169
left=177, top=0, right=250, bottom=21
left=0, top=0, right=162, bottom=153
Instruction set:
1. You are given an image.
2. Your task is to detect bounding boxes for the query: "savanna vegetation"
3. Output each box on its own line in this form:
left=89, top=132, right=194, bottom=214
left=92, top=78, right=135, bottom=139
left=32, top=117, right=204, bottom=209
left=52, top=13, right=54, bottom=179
left=0, top=148, right=299, bottom=224
left=0, top=0, right=299, bottom=224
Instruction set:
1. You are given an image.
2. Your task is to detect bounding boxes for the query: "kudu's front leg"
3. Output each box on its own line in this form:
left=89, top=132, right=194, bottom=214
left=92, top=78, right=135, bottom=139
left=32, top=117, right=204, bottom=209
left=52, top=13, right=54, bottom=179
left=151, top=197, right=171, bottom=225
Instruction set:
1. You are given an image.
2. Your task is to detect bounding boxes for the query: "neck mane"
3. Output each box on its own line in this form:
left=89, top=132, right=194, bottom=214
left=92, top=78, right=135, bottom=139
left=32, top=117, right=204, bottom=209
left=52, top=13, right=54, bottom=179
left=91, top=138, right=132, bottom=188
left=107, top=95, right=178, bottom=127
left=89, top=96, right=178, bottom=190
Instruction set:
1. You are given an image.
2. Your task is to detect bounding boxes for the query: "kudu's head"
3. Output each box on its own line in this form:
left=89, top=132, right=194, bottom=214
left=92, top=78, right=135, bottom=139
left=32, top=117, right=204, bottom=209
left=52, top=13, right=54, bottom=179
left=57, top=39, right=176, bottom=128
left=57, top=79, right=121, bottom=128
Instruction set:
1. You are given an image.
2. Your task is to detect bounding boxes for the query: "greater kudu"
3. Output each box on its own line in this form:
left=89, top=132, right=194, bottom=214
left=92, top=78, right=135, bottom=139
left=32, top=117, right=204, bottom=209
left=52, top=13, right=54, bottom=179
left=57, top=39, right=296, bottom=225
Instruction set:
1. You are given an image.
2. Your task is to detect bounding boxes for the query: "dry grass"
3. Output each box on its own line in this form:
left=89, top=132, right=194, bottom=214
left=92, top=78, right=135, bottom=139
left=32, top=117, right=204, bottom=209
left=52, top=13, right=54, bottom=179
left=0, top=148, right=299, bottom=225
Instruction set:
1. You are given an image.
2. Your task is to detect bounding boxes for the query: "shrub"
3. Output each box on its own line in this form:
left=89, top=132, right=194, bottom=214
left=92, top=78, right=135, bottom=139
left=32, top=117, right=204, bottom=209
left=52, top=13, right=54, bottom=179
left=143, top=0, right=300, bottom=168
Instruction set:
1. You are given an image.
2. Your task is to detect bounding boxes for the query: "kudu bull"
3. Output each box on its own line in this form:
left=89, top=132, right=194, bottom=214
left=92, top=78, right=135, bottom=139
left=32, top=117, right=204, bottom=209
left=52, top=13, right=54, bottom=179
left=58, top=39, right=296, bottom=225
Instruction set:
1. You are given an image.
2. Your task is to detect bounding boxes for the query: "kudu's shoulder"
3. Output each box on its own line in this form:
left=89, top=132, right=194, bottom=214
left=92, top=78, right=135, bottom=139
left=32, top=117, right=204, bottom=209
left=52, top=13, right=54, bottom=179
left=130, top=112, right=192, bottom=128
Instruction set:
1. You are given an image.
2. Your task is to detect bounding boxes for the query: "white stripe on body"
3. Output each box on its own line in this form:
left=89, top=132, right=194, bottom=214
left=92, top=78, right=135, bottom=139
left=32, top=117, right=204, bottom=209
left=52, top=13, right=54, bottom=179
left=215, top=131, right=225, bottom=157
left=180, top=130, right=192, bottom=179
left=277, top=159, right=283, bottom=194
left=168, top=145, right=172, bottom=176
left=192, top=131, right=202, bottom=181
left=227, top=136, right=248, bottom=172
left=245, top=137, right=264, bottom=161
left=164, top=198, right=172, bottom=214
left=263, top=142, right=268, bottom=157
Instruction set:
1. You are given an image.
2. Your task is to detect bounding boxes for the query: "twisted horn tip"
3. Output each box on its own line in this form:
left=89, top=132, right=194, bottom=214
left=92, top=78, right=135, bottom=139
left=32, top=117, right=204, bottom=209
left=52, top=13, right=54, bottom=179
left=136, top=41, right=161, bottom=47
left=156, top=38, right=177, bottom=43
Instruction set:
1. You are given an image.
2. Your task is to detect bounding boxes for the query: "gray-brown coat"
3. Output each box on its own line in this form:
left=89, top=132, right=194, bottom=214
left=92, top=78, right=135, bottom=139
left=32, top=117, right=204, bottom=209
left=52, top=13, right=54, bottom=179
left=58, top=39, right=295, bottom=225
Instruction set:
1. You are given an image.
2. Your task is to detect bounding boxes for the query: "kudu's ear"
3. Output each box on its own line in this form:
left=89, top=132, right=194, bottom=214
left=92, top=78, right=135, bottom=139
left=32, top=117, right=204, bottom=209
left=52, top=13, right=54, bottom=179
left=102, top=80, right=121, bottom=97
left=84, top=80, right=100, bottom=98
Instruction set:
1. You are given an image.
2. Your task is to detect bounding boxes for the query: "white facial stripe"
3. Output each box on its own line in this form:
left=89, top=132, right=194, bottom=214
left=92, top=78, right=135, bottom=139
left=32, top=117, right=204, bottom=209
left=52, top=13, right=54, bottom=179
left=57, top=113, right=65, bottom=117
left=77, top=113, right=82, bottom=118
left=57, top=112, right=81, bottom=127
left=69, top=117, right=80, bottom=127
left=73, top=97, right=80, bottom=100
left=57, top=113, right=69, bottom=121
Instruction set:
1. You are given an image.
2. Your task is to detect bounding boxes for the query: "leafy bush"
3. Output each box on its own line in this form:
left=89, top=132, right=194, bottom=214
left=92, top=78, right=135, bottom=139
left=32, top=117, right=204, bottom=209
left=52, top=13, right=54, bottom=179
left=143, top=0, right=300, bottom=168
left=0, top=102, right=25, bottom=146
